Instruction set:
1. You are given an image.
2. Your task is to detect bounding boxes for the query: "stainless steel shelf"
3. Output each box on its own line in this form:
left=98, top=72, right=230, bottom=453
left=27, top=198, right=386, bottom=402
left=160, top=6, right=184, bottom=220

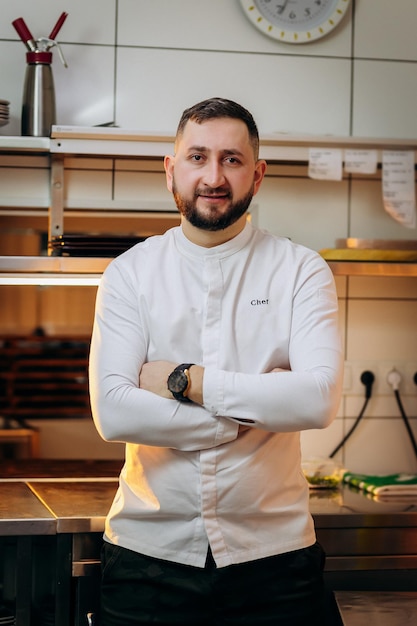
left=328, top=261, right=417, bottom=277
left=0, top=256, right=111, bottom=285
left=1, top=256, right=416, bottom=283
left=49, top=127, right=417, bottom=162
left=0, top=135, right=50, bottom=152
left=0, top=256, right=110, bottom=273
left=3, top=129, right=415, bottom=161
left=2, top=129, right=417, bottom=162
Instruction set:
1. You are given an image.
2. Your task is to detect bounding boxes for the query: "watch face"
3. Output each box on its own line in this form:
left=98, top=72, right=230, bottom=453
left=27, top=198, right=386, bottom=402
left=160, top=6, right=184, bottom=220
left=240, top=0, right=351, bottom=44
left=168, top=370, right=188, bottom=394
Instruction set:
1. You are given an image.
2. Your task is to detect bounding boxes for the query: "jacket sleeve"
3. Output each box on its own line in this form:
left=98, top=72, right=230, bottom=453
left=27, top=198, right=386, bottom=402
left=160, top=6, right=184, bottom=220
left=89, top=261, right=239, bottom=451
left=203, top=258, right=343, bottom=432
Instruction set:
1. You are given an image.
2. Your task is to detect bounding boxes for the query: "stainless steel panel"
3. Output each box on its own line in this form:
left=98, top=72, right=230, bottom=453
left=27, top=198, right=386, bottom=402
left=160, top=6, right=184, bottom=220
left=316, top=527, right=417, bottom=556
left=335, top=239, right=417, bottom=250
left=335, top=591, right=417, bottom=625
left=325, top=554, right=417, bottom=572
left=328, top=261, right=417, bottom=277
left=72, top=560, right=101, bottom=577
left=310, top=485, right=417, bottom=528
left=28, top=480, right=117, bottom=533
left=0, top=482, right=55, bottom=535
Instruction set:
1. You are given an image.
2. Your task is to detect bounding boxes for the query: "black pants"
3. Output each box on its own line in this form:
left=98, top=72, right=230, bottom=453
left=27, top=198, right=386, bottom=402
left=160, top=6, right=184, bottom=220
left=100, top=541, right=328, bottom=625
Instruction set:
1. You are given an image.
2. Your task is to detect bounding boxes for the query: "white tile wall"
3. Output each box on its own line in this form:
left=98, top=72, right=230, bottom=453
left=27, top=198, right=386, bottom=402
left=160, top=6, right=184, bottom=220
left=117, top=0, right=353, bottom=56
left=115, top=47, right=353, bottom=135
left=255, top=176, right=349, bottom=250
left=0, top=160, right=50, bottom=205
left=350, top=179, right=417, bottom=241
left=0, top=41, right=28, bottom=136
left=352, top=60, right=417, bottom=138
left=114, top=170, right=174, bottom=205
left=341, top=417, right=417, bottom=475
left=0, top=0, right=116, bottom=43
left=64, top=168, right=113, bottom=203
left=54, top=44, right=116, bottom=127
left=354, top=0, right=417, bottom=61
left=347, top=299, right=417, bottom=361
left=0, top=0, right=416, bottom=472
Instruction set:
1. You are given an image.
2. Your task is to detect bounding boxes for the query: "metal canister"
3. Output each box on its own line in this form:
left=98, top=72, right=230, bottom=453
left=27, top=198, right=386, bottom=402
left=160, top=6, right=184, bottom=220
left=22, top=50, right=56, bottom=137
left=12, top=13, right=68, bottom=137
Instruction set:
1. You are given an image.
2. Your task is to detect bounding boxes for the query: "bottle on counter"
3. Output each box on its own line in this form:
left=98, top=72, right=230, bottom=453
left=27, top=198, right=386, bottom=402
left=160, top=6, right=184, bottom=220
left=12, top=13, right=68, bottom=137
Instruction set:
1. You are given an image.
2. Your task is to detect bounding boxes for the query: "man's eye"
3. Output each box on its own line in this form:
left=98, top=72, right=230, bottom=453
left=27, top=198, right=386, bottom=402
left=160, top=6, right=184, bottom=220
left=191, top=154, right=203, bottom=161
left=225, top=157, right=239, bottom=164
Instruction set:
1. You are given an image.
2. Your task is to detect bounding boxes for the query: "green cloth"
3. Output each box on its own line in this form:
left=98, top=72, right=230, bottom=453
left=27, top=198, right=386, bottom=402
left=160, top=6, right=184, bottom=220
left=343, top=472, right=417, bottom=496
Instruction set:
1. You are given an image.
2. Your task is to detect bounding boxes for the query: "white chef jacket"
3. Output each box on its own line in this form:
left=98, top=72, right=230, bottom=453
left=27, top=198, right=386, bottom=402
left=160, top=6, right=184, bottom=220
left=89, top=221, right=343, bottom=568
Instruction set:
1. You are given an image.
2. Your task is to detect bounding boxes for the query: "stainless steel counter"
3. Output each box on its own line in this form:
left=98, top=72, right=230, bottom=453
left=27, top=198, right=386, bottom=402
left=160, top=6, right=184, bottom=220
left=0, top=481, right=55, bottom=535
left=1, top=477, right=416, bottom=626
left=335, top=591, right=417, bottom=625
left=310, top=487, right=417, bottom=576
left=2, top=478, right=417, bottom=584
left=1, top=473, right=417, bottom=576
left=309, top=484, right=417, bottom=524
left=27, top=479, right=118, bottom=533
left=1, top=478, right=416, bottom=537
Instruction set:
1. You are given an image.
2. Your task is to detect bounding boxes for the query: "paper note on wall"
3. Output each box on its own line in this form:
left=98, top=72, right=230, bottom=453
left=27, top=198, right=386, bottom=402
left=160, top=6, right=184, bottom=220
left=308, top=148, right=343, bottom=180
left=382, top=151, right=416, bottom=229
left=344, top=150, right=378, bottom=174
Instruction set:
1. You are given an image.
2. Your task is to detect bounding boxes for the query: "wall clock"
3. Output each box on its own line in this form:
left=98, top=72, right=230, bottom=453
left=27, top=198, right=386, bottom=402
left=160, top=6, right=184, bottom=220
left=239, top=0, right=351, bottom=44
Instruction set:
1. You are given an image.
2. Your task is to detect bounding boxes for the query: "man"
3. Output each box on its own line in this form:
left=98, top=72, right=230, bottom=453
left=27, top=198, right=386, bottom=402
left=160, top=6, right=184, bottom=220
left=89, top=97, right=343, bottom=625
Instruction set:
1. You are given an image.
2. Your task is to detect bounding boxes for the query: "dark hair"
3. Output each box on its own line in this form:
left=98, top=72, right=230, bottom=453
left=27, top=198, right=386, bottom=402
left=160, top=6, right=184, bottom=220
left=175, top=97, right=260, bottom=158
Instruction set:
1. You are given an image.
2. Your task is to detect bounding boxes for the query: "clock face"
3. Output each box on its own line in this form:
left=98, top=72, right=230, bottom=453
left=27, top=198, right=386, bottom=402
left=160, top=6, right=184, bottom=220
left=240, top=0, right=351, bottom=44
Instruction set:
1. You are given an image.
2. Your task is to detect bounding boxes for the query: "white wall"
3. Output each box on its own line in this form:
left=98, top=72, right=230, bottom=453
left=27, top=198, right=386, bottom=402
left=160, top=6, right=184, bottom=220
left=0, top=0, right=416, bottom=474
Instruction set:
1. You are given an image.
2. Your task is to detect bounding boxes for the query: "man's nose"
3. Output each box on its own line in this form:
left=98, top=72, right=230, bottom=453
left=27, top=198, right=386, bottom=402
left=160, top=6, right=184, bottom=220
left=203, top=161, right=226, bottom=187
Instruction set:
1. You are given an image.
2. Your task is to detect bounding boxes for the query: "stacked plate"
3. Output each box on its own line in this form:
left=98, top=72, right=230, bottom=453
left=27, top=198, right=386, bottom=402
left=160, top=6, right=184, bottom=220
left=50, top=234, right=147, bottom=257
left=0, top=99, right=10, bottom=127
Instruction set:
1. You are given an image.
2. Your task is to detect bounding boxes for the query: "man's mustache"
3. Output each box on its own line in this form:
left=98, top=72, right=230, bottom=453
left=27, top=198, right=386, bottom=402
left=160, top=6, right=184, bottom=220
left=195, top=188, right=231, bottom=197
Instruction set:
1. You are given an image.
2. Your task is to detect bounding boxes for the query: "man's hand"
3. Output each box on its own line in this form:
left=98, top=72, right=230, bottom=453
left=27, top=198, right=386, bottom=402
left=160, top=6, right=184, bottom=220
left=139, top=361, right=204, bottom=405
left=139, top=360, right=177, bottom=399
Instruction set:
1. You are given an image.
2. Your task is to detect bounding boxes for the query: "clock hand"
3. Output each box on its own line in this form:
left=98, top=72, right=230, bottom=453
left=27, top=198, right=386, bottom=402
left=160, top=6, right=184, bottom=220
left=277, top=0, right=290, bottom=15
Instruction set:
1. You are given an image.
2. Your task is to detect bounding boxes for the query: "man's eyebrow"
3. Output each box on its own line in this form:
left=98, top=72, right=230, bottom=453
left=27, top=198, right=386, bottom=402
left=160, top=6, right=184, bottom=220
left=187, top=145, right=208, bottom=153
left=186, top=145, right=245, bottom=157
left=221, top=148, right=245, bottom=157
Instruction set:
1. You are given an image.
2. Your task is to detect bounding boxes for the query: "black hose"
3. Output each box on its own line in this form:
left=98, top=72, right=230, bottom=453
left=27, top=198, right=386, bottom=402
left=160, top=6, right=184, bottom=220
left=394, top=389, right=417, bottom=459
left=329, top=396, right=369, bottom=458
left=329, top=370, right=374, bottom=459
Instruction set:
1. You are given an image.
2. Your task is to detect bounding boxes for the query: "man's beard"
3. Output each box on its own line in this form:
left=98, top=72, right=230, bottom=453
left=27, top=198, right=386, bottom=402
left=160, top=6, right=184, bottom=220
left=172, top=181, right=254, bottom=231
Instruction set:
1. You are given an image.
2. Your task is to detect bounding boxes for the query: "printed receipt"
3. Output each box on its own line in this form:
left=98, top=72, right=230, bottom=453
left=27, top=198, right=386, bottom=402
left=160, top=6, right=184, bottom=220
left=382, top=151, right=416, bottom=229
left=308, top=148, right=343, bottom=180
left=344, top=150, right=378, bottom=175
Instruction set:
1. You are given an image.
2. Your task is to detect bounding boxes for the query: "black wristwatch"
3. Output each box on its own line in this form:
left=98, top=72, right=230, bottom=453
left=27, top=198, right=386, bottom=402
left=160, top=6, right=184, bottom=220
left=167, top=363, right=194, bottom=402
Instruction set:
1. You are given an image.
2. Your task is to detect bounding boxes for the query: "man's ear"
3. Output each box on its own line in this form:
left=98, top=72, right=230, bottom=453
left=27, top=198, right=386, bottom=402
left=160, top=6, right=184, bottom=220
left=164, top=154, right=174, bottom=192
left=253, top=159, right=267, bottom=196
